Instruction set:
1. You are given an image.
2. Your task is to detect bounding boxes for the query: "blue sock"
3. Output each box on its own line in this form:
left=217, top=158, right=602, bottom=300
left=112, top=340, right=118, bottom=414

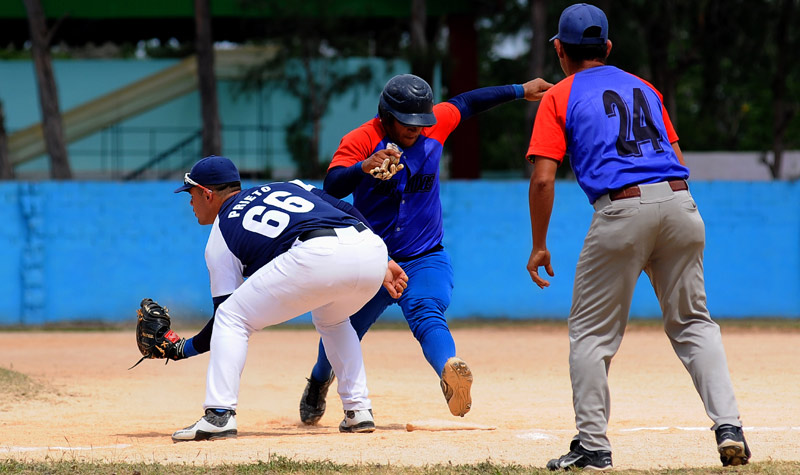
left=419, top=328, right=457, bottom=377
left=310, top=339, right=334, bottom=382
left=183, top=338, right=199, bottom=357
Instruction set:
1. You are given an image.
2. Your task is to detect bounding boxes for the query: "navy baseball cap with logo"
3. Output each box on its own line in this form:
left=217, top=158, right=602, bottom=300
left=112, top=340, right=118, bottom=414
left=174, top=155, right=241, bottom=193
left=550, top=3, right=608, bottom=45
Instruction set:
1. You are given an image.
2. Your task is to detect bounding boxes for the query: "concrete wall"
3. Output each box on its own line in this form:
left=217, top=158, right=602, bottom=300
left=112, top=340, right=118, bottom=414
left=0, top=180, right=797, bottom=325
left=0, top=57, right=416, bottom=178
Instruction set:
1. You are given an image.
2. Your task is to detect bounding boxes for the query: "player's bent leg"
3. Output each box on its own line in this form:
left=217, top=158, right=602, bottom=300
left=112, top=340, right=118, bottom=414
left=397, top=250, right=474, bottom=416
left=648, top=197, right=746, bottom=463
left=309, top=230, right=387, bottom=429
left=567, top=202, right=646, bottom=451
left=397, top=250, right=455, bottom=373
left=301, top=290, right=393, bottom=423
left=299, top=370, right=335, bottom=425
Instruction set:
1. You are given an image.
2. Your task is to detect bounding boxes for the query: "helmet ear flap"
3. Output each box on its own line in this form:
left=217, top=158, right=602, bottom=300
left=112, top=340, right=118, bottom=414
left=378, top=104, right=394, bottom=126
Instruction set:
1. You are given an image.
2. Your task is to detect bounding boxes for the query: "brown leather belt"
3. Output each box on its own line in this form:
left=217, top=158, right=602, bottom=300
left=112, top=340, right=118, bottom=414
left=609, top=179, right=688, bottom=201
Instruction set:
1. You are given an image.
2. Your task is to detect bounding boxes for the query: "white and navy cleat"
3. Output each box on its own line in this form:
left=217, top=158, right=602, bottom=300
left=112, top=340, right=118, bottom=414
left=338, top=409, right=375, bottom=433
left=172, top=408, right=237, bottom=442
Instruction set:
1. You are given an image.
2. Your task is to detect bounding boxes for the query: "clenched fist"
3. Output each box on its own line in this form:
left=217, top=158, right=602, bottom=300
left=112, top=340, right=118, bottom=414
left=363, top=143, right=404, bottom=180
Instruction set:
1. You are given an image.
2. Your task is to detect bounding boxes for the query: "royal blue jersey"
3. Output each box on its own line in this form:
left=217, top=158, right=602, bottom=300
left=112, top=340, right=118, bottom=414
left=205, top=180, right=362, bottom=297
left=528, top=66, right=689, bottom=203
left=325, top=85, right=523, bottom=259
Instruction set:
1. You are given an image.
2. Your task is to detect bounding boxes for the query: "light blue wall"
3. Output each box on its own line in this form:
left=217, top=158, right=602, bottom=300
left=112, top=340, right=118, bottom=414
left=0, top=180, right=797, bottom=325
left=0, top=57, right=413, bottom=177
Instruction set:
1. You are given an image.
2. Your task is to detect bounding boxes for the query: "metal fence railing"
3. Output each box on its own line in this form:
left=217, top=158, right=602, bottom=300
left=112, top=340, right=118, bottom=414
left=63, top=124, right=284, bottom=180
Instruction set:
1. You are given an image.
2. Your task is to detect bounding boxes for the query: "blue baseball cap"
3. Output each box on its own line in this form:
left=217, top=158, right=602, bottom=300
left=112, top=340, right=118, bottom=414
left=174, top=155, right=241, bottom=193
left=550, top=3, right=608, bottom=45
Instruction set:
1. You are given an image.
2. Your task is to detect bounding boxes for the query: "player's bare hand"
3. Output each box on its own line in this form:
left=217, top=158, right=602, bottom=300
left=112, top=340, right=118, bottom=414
left=522, top=78, right=554, bottom=102
left=527, top=248, right=554, bottom=289
left=383, top=260, right=409, bottom=299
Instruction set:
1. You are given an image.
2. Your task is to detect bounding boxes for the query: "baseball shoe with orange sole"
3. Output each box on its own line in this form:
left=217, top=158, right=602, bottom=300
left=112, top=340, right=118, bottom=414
left=440, top=356, right=473, bottom=417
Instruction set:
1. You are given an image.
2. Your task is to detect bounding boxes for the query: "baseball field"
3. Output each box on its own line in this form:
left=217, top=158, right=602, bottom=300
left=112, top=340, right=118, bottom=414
left=1, top=321, right=799, bottom=473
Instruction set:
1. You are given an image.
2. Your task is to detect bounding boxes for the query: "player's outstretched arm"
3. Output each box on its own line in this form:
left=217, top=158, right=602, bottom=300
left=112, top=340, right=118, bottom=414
left=383, top=260, right=409, bottom=299
left=522, top=78, right=555, bottom=102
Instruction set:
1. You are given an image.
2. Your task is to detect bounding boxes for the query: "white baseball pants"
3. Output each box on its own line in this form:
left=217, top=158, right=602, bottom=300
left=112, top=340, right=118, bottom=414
left=204, top=226, right=388, bottom=412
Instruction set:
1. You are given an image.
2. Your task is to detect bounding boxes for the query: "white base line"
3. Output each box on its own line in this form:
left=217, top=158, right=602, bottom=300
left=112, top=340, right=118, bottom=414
left=0, top=444, right=131, bottom=453
left=619, top=426, right=800, bottom=432
left=518, top=426, right=800, bottom=439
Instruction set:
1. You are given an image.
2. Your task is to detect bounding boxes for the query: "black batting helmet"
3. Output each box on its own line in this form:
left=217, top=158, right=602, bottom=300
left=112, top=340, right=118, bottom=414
left=378, top=74, right=437, bottom=127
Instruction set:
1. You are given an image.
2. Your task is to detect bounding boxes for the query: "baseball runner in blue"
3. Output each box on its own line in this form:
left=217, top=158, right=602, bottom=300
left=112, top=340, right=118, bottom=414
left=298, top=73, right=553, bottom=424
left=166, top=155, right=408, bottom=441
left=526, top=4, right=750, bottom=470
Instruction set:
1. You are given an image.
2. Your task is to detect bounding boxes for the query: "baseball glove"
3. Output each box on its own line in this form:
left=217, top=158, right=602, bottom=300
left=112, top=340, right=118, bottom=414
left=129, top=298, right=185, bottom=369
left=370, top=143, right=404, bottom=180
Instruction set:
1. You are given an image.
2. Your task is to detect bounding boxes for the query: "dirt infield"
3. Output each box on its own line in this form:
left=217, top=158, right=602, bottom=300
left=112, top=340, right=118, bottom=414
left=1, top=324, right=798, bottom=470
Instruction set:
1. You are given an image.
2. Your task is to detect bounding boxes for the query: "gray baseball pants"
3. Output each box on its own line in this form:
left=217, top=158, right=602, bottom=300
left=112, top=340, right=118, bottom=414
left=569, top=180, right=742, bottom=452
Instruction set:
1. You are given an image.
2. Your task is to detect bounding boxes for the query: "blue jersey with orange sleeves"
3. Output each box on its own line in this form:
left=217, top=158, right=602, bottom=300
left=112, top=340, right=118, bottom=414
left=328, top=102, right=461, bottom=258
left=527, top=65, right=689, bottom=204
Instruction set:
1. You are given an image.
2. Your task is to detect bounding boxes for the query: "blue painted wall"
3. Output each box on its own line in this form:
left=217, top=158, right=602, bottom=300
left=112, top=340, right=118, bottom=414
left=0, top=57, right=429, bottom=177
left=0, top=180, right=797, bottom=325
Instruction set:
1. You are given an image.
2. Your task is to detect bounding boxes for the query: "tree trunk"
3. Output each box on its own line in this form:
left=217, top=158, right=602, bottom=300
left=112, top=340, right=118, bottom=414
left=447, top=14, right=480, bottom=179
left=410, top=0, right=434, bottom=84
left=524, top=0, right=547, bottom=177
left=23, top=0, right=72, bottom=179
left=645, top=1, right=679, bottom=128
left=769, top=0, right=795, bottom=179
left=302, top=42, right=322, bottom=179
left=0, top=100, right=13, bottom=179
left=195, top=0, right=222, bottom=157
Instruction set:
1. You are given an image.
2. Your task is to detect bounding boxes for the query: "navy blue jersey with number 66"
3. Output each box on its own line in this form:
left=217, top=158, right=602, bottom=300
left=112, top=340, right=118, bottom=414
left=205, top=179, right=362, bottom=298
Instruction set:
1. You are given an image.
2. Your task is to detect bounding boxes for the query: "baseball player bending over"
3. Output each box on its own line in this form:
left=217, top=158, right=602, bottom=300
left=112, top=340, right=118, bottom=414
left=169, top=155, right=407, bottom=440
left=297, top=73, right=554, bottom=424
left=526, top=3, right=749, bottom=470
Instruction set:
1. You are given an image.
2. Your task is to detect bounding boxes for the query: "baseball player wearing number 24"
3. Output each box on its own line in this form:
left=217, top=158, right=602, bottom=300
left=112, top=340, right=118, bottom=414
left=527, top=3, right=749, bottom=471
left=168, top=155, right=408, bottom=441
left=297, top=73, right=554, bottom=424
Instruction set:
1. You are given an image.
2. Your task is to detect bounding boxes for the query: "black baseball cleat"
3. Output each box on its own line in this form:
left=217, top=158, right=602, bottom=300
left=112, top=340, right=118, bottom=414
left=299, top=371, right=335, bottom=425
left=547, top=439, right=613, bottom=471
left=171, top=408, right=237, bottom=442
left=715, top=424, right=751, bottom=466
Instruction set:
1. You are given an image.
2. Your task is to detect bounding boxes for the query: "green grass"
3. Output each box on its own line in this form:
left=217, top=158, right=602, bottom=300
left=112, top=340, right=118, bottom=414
left=0, top=366, right=43, bottom=399
left=0, top=458, right=798, bottom=474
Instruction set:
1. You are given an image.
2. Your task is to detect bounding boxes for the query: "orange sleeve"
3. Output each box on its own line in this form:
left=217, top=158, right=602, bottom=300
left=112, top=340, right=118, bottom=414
left=328, top=119, right=384, bottom=170
left=424, top=102, right=461, bottom=144
left=526, top=77, right=573, bottom=163
left=661, top=105, right=679, bottom=143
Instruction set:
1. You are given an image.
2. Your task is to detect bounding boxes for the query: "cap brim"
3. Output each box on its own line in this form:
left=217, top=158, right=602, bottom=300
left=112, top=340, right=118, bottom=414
left=394, top=111, right=437, bottom=127
left=174, top=184, right=192, bottom=193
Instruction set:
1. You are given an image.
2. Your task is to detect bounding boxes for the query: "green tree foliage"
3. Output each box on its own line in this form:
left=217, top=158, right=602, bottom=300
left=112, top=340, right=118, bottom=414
left=475, top=0, right=800, bottom=178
